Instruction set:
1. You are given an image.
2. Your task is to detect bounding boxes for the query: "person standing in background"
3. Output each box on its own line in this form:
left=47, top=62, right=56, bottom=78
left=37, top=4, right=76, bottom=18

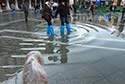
left=121, top=1, right=125, bottom=20
left=88, top=2, right=96, bottom=21
left=108, top=3, right=117, bottom=21
left=23, top=0, right=29, bottom=22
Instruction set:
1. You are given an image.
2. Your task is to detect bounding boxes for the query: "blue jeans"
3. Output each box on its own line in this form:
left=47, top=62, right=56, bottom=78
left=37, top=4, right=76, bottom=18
left=60, top=16, right=69, bottom=25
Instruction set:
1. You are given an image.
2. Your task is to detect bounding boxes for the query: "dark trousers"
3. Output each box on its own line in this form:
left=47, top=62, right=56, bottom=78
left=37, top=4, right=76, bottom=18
left=60, top=16, right=69, bottom=25
left=44, top=17, right=52, bottom=26
left=121, top=10, right=125, bottom=20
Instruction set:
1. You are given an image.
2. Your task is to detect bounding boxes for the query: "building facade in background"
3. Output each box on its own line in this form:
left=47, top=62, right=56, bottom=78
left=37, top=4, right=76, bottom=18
left=0, top=0, right=44, bottom=10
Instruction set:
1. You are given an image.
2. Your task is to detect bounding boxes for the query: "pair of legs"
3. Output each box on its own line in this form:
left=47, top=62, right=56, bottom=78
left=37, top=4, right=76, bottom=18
left=60, top=16, right=72, bottom=35
left=44, top=17, right=55, bottom=36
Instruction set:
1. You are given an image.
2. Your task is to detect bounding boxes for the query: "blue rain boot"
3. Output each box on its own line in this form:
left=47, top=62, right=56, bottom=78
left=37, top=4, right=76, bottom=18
left=66, top=23, right=72, bottom=34
left=13, top=9, right=16, bottom=15
left=49, top=25, right=56, bottom=36
left=60, top=25, right=65, bottom=35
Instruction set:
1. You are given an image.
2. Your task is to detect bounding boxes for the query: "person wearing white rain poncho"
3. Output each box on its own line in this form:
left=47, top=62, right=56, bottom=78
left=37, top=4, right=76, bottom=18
left=52, top=2, right=58, bottom=17
left=23, top=51, right=48, bottom=84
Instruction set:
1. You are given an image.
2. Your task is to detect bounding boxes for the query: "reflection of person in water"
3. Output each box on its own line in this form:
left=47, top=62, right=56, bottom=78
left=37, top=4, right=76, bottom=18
left=60, top=33, right=69, bottom=42
left=45, top=43, right=54, bottom=54
left=57, top=44, right=69, bottom=63
left=59, top=33, right=69, bottom=63
left=48, top=56, right=58, bottom=63
left=60, top=44, right=69, bottom=63
left=48, top=44, right=69, bottom=63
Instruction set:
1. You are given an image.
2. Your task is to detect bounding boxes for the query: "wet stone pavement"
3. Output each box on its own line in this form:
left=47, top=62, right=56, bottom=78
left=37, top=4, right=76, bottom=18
left=1, top=11, right=125, bottom=84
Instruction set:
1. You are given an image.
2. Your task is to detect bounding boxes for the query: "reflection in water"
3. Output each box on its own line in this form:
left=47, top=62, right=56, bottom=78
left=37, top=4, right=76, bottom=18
left=60, top=33, right=69, bottom=42
left=59, top=34, right=69, bottom=63
left=25, top=22, right=30, bottom=31
left=0, top=38, right=25, bottom=82
left=58, top=44, right=69, bottom=63
left=45, top=42, right=55, bottom=54
left=47, top=34, right=69, bottom=63
left=48, top=35, right=55, bottom=41
left=25, top=21, right=35, bottom=32
left=48, top=56, right=59, bottom=63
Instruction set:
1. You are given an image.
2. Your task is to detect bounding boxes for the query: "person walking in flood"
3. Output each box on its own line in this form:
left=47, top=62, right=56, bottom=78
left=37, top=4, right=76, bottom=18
left=55, top=0, right=72, bottom=35
left=121, top=1, right=125, bottom=20
left=109, top=3, right=116, bottom=21
left=23, top=0, right=29, bottom=22
left=88, top=2, right=96, bottom=21
left=42, top=0, right=56, bottom=36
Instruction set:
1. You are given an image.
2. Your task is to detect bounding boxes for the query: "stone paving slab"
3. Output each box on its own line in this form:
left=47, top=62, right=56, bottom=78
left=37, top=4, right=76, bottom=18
left=108, top=70, right=125, bottom=84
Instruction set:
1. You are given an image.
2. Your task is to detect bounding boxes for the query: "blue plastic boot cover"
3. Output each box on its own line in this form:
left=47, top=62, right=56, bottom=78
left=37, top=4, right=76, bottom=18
left=49, top=25, right=55, bottom=35
left=13, top=9, right=16, bottom=15
left=60, top=25, right=65, bottom=33
left=66, top=24, right=72, bottom=33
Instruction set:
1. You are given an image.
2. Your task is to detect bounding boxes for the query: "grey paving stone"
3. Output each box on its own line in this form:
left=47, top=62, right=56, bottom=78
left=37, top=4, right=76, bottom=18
left=107, top=70, right=125, bottom=84
left=93, top=79, right=113, bottom=84
left=45, top=63, right=103, bottom=84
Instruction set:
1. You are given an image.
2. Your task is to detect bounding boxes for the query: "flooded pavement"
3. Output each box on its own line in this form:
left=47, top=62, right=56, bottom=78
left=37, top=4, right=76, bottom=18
left=1, top=11, right=125, bottom=84
left=0, top=11, right=87, bottom=82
